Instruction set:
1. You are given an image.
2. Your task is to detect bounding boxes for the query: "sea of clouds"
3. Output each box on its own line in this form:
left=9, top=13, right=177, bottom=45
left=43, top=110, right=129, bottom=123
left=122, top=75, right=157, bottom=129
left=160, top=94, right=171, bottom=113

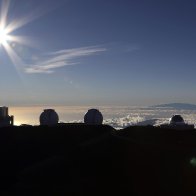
left=10, top=106, right=196, bottom=129
left=59, top=106, right=196, bottom=129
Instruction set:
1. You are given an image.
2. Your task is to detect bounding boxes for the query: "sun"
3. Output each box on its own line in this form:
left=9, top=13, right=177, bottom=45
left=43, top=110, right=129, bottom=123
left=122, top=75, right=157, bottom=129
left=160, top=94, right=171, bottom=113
left=0, top=0, right=50, bottom=71
left=0, top=27, right=8, bottom=45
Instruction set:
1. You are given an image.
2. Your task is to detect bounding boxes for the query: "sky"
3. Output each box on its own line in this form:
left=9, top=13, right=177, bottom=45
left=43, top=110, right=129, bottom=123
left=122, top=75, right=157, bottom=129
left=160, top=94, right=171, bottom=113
left=0, top=0, right=196, bottom=107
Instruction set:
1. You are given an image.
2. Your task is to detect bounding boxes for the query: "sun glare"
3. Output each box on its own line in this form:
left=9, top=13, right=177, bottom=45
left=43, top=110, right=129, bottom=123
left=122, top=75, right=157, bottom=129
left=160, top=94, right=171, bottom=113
left=0, top=28, right=8, bottom=45
left=0, top=0, right=57, bottom=73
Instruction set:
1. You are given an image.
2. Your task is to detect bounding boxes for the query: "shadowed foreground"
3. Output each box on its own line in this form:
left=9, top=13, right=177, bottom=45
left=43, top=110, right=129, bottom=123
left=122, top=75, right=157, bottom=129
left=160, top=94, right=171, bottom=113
left=0, top=124, right=196, bottom=195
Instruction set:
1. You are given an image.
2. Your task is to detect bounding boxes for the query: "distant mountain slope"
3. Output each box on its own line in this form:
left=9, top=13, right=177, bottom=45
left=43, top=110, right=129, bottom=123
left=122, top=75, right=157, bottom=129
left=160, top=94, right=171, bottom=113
left=151, top=103, right=196, bottom=110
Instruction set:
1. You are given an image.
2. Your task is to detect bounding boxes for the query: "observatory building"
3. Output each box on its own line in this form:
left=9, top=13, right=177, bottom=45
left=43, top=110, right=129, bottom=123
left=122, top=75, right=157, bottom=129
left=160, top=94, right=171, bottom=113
left=160, top=115, right=194, bottom=129
left=169, top=115, right=185, bottom=125
left=0, top=106, right=14, bottom=127
left=84, top=109, right=103, bottom=125
left=40, top=109, right=59, bottom=126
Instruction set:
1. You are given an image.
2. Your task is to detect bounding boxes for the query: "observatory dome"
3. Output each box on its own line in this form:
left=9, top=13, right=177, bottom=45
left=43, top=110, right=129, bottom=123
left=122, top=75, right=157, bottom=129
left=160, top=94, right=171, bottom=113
left=169, top=115, right=185, bottom=125
left=84, top=109, right=103, bottom=125
left=40, top=109, right=59, bottom=126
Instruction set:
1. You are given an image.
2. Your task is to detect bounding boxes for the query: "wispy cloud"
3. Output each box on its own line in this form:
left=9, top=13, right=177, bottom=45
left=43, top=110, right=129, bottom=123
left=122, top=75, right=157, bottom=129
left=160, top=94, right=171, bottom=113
left=25, top=46, right=106, bottom=74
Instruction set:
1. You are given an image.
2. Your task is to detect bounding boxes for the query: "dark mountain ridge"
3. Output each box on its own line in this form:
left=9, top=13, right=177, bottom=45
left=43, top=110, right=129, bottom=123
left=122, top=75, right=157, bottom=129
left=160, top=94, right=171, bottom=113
left=151, top=103, right=196, bottom=110
left=0, top=124, right=195, bottom=195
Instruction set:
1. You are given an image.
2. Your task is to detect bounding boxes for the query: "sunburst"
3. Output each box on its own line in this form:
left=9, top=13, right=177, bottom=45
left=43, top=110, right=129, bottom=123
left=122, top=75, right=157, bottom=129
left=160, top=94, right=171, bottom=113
left=0, top=0, right=49, bottom=70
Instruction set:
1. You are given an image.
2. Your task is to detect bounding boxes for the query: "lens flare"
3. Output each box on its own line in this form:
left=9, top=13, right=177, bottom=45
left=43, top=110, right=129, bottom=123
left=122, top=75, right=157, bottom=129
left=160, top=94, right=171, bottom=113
left=190, top=157, right=196, bottom=167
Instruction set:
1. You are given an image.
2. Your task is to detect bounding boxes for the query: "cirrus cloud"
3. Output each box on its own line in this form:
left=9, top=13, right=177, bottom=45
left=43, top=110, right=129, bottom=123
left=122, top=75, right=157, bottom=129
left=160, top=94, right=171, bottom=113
left=25, top=46, right=106, bottom=74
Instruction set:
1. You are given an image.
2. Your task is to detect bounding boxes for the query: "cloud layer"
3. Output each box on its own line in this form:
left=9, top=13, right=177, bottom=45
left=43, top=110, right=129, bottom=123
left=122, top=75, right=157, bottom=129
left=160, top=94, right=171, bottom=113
left=25, top=46, right=106, bottom=74
left=11, top=106, right=196, bottom=129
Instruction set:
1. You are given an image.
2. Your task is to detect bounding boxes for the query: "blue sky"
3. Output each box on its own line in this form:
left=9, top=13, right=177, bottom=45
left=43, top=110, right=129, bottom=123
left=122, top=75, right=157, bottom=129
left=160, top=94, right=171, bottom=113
left=0, top=0, right=196, bottom=106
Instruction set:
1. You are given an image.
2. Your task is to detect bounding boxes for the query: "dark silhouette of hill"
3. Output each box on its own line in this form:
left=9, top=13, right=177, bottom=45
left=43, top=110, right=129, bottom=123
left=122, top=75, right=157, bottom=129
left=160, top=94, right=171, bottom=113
left=151, top=103, right=196, bottom=110
left=0, top=124, right=195, bottom=195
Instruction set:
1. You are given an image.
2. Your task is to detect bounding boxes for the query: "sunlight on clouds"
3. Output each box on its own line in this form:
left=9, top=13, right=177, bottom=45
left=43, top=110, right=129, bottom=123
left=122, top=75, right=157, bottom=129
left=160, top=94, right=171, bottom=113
left=10, top=106, right=196, bottom=129
left=25, top=46, right=107, bottom=74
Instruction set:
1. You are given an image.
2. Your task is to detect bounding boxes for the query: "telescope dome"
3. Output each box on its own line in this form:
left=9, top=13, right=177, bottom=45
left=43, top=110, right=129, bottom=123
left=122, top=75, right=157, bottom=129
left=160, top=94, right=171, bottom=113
left=169, top=115, right=185, bottom=125
left=84, top=109, right=103, bottom=125
left=40, top=109, right=59, bottom=126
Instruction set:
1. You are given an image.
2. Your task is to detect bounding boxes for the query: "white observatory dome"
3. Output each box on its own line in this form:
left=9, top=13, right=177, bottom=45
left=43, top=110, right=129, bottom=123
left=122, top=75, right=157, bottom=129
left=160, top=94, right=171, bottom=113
left=84, top=109, right=103, bottom=125
left=169, top=115, right=185, bottom=125
left=40, top=109, right=59, bottom=126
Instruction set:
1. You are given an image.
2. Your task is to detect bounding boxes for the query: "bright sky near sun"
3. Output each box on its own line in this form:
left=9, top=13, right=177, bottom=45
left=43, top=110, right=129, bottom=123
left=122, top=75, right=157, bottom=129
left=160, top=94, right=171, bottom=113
left=0, top=0, right=196, bottom=106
